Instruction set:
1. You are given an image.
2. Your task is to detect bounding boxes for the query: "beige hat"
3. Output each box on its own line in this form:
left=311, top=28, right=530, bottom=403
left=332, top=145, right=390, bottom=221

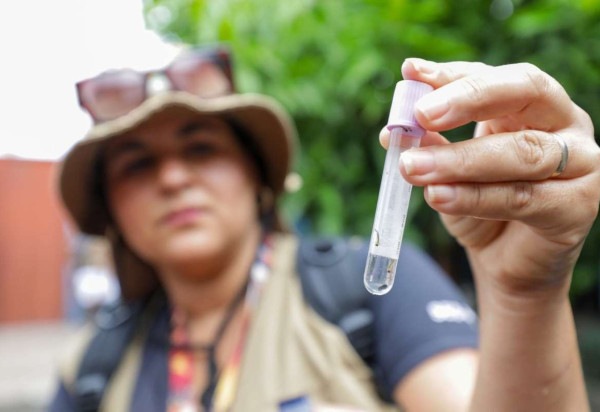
left=60, top=90, right=297, bottom=236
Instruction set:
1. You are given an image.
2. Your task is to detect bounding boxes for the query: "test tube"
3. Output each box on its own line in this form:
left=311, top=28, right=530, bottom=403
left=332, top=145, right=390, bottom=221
left=364, top=80, right=433, bottom=295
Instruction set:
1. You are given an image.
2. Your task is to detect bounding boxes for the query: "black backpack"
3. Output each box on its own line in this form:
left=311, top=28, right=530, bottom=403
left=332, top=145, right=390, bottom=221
left=73, top=236, right=375, bottom=412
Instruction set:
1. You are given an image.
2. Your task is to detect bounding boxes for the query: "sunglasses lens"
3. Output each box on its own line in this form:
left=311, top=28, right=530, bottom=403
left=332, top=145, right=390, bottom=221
left=79, top=70, right=145, bottom=122
left=168, top=55, right=232, bottom=98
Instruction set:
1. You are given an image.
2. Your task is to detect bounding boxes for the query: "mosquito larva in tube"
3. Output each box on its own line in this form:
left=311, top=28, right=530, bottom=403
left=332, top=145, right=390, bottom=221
left=363, top=80, right=433, bottom=295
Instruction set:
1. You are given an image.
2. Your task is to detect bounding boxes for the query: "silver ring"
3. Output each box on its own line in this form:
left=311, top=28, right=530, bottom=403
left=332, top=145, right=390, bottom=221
left=551, top=135, right=569, bottom=177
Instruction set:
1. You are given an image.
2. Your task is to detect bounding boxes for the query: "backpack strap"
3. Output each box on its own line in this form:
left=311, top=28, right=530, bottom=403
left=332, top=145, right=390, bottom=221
left=72, top=298, right=150, bottom=412
left=296, top=236, right=375, bottom=366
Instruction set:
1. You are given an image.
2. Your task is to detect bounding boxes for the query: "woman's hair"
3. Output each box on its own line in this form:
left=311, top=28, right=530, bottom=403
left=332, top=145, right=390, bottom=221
left=223, top=116, right=278, bottom=229
left=225, top=117, right=269, bottom=188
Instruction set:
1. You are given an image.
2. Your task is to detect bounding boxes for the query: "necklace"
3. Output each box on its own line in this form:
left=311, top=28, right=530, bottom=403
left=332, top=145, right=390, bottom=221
left=168, top=277, right=248, bottom=411
left=167, top=236, right=273, bottom=412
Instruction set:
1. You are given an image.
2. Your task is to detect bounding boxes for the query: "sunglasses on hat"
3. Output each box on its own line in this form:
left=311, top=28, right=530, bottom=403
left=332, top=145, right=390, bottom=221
left=76, top=46, right=234, bottom=123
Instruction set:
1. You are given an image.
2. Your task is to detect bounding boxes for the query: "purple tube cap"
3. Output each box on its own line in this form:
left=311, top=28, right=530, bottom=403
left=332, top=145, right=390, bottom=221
left=386, top=80, right=433, bottom=135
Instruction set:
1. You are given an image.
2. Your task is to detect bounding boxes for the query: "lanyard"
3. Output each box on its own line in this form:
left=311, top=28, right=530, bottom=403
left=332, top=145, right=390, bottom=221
left=167, top=238, right=274, bottom=412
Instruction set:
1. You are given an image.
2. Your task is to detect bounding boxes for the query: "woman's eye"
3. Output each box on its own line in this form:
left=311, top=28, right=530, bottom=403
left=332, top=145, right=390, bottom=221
left=122, top=157, right=154, bottom=175
left=187, top=143, right=216, bottom=157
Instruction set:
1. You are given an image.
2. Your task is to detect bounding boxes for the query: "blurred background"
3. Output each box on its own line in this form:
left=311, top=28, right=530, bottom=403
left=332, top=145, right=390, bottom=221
left=1, top=0, right=599, bottom=411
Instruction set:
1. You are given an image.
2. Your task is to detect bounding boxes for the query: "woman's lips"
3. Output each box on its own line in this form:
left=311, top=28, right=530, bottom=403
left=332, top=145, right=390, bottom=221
left=161, top=207, right=204, bottom=227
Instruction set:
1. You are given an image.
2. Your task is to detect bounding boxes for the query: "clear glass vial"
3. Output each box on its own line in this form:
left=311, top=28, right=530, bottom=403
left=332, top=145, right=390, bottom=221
left=364, top=80, right=433, bottom=295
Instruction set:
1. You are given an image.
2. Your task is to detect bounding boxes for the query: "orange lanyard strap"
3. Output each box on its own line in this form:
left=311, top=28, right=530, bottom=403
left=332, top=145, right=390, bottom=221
left=167, top=237, right=273, bottom=412
left=211, top=239, right=273, bottom=411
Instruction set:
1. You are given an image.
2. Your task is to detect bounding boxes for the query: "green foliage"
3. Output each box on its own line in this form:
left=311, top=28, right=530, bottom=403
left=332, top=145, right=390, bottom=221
left=144, top=0, right=600, bottom=298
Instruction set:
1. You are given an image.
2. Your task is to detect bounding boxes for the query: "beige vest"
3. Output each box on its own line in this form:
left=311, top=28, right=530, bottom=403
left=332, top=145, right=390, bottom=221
left=61, top=234, right=400, bottom=411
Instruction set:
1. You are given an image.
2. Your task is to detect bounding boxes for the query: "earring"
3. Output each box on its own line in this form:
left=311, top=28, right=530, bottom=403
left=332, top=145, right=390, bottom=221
left=105, top=224, right=125, bottom=248
left=258, top=187, right=274, bottom=216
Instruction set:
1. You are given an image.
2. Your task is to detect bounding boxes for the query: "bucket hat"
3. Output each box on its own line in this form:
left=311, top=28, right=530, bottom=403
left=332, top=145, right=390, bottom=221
left=60, top=91, right=296, bottom=235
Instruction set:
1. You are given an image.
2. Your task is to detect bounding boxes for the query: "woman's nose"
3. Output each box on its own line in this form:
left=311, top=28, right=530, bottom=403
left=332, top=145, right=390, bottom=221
left=156, top=157, right=193, bottom=192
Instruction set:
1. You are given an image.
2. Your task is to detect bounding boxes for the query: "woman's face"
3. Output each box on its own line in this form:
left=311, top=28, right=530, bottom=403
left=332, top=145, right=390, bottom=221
left=104, top=110, right=262, bottom=274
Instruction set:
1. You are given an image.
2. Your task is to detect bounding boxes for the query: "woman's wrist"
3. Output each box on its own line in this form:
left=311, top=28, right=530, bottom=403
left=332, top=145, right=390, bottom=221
left=472, top=268, right=573, bottom=320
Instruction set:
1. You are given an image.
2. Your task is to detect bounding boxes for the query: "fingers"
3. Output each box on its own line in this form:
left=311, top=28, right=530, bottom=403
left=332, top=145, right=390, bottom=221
left=381, top=123, right=598, bottom=187
left=401, top=58, right=490, bottom=87
left=401, top=59, right=576, bottom=132
left=424, top=177, right=600, bottom=238
left=379, top=127, right=448, bottom=149
left=399, top=130, right=596, bottom=185
left=382, top=59, right=600, bottom=212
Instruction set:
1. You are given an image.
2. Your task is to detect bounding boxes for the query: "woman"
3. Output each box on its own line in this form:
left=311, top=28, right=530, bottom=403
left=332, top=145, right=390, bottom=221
left=50, top=45, right=599, bottom=411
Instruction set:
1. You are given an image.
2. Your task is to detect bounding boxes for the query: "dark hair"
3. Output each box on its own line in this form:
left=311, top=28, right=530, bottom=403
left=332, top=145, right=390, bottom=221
left=84, top=151, right=113, bottom=234
left=225, top=117, right=269, bottom=188
left=225, top=117, right=278, bottom=230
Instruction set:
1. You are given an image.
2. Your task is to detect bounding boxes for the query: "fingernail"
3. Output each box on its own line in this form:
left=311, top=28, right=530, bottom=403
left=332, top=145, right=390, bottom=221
left=416, top=94, right=450, bottom=121
left=401, top=150, right=435, bottom=176
left=379, top=127, right=389, bottom=146
left=406, top=58, right=436, bottom=75
left=427, top=185, right=456, bottom=203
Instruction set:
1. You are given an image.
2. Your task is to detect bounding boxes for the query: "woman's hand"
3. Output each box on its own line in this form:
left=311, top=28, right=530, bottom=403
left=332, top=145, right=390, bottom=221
left=381, top=58, right=596, bottom=412
left=386, top=59, right=600, bottom=295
